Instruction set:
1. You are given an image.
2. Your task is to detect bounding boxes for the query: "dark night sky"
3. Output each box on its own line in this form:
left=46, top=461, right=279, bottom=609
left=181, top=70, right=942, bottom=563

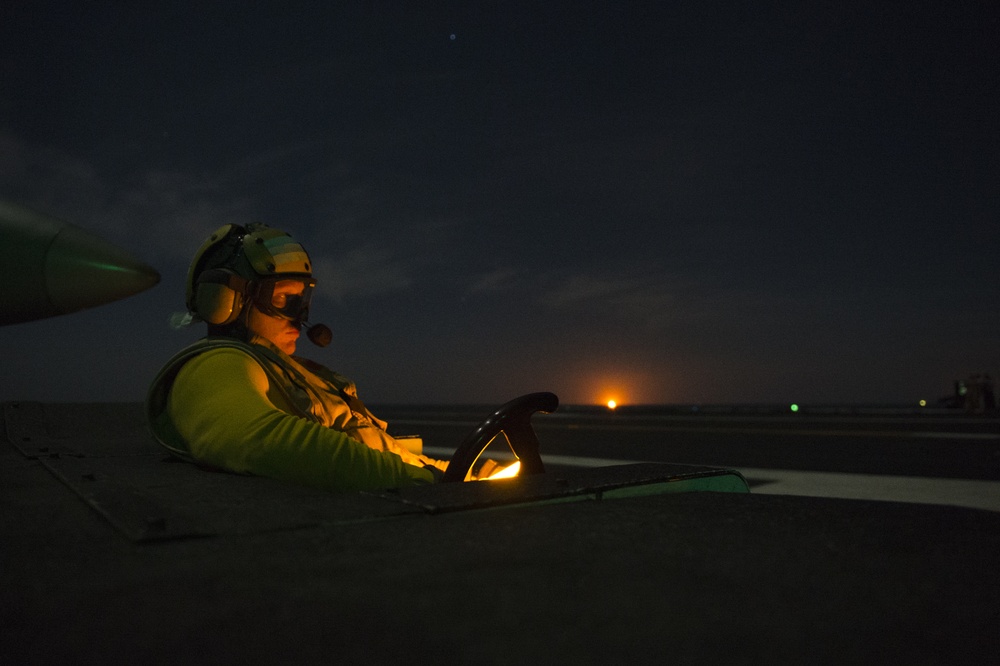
left=2, top=2, right=998, bottom=406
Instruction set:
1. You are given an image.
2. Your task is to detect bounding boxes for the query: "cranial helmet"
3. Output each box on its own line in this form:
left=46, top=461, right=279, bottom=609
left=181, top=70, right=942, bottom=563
left=186, top=223, right=315, bottom=327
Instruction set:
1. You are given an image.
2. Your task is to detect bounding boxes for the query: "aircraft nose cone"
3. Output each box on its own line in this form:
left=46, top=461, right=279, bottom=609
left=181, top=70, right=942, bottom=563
left=44, top=224, right=161, bottom=313
left=0, top=200, right=161, bottom=325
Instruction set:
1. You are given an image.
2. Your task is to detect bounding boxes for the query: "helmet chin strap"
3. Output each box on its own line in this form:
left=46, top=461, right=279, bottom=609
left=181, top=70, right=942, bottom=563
left=208, top=318, right=251, bottom=342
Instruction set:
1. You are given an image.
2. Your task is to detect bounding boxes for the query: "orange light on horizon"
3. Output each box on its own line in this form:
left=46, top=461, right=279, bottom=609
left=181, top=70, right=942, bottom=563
left=580, top=368, right=658, bottom=407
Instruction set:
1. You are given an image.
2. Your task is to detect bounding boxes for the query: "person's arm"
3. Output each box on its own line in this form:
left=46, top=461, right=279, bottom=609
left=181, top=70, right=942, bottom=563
left=168, top=348, right=437, bottom=491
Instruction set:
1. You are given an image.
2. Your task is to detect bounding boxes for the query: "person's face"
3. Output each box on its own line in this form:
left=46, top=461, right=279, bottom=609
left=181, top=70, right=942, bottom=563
left=246, top=279, right=306, bottom=355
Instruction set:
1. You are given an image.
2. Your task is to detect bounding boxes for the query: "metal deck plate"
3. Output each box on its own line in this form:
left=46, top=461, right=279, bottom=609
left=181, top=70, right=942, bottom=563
left=3, top=402, right=747, bottom=542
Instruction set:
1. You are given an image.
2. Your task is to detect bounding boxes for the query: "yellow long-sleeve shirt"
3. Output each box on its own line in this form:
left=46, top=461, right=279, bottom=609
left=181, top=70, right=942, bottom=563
left=147, top=339, right=442, bottom=491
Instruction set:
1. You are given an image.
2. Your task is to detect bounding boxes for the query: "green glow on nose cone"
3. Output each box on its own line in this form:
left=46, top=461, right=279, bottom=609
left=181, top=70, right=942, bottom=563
left=0, top=200, right=161, bottom=325
left=44, top=224, right=161, bottom=311
left=790, top=404, right=799, bottom=413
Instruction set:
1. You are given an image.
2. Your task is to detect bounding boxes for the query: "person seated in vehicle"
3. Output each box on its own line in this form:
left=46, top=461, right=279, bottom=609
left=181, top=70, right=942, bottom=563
left=146, top=223, right=451, bottom=491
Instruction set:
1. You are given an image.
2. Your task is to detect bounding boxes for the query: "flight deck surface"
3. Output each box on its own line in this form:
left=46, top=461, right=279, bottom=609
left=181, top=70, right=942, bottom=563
left=3, top=402, right=998, bottom=664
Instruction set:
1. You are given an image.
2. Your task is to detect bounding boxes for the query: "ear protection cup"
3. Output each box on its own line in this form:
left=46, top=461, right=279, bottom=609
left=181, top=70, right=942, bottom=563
left=193, top=269, right=249, bottom=325
left=184, top=222, right=315, bottom=330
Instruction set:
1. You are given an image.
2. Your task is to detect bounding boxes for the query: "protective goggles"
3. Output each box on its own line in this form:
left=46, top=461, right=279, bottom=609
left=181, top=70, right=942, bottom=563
left=252, top=277, right=317, bottom=322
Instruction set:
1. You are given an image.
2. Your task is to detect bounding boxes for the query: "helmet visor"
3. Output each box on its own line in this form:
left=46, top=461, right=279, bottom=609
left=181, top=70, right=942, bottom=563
left=252, top=278, right=316, bottom=322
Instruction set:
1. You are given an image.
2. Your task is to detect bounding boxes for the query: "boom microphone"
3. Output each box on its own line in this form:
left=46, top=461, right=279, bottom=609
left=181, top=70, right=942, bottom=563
left=305, top=322, right=332, bottom=347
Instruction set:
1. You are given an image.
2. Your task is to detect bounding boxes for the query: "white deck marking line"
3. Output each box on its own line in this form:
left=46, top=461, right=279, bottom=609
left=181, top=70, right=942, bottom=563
left=422, top=448, right=1000, bottom=512
left=546, top=424, right=1000, bottom=440
left=399, top=420, right=999, bottom=440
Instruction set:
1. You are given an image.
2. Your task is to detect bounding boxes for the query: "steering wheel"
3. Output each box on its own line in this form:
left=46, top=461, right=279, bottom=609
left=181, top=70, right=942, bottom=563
left=441, top=392, right=559, bottom=482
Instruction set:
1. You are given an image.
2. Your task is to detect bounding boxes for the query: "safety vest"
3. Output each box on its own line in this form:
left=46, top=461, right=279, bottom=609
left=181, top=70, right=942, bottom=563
left=145, top=337, right=414, bottom=463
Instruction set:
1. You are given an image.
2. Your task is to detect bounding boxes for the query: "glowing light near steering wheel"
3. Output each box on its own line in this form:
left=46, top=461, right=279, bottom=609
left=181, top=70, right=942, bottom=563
left=484, top=461, right=521, bottom=480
